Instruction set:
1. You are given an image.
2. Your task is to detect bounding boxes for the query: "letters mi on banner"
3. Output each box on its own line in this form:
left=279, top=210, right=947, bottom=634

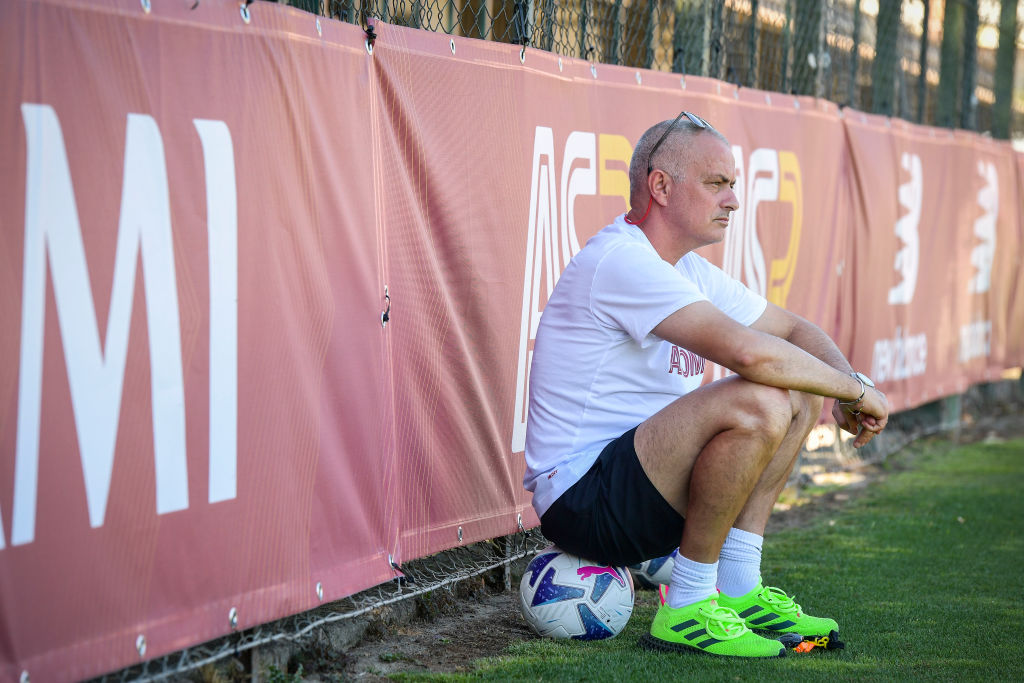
left=1, top=0, right=1021, bottom=680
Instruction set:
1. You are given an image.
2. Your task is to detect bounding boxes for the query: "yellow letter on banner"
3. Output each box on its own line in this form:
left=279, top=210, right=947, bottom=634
left=768, top=151, right=802, bottom=308
left=599, top=134, right=632, bottom=210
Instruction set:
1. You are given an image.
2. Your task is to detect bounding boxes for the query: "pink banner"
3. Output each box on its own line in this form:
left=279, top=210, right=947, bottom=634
left=1, top=1, right=1021, bottom=680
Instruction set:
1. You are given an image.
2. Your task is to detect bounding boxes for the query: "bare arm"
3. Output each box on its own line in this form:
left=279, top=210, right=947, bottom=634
left=750, top=302, right=851, bottom=374
left=652, top=301, right=888, bottom=446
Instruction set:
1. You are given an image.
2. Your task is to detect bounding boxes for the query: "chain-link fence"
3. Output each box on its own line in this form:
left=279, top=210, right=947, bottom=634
left=276, top=0, right=1022, bottom=139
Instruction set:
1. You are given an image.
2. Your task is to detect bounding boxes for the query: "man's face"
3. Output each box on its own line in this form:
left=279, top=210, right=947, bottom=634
left=665, top=135, right=739, bottom=248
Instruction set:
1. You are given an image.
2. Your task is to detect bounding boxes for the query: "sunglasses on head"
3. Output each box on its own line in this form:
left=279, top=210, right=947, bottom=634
left=646, top=111, right=711, bottom=175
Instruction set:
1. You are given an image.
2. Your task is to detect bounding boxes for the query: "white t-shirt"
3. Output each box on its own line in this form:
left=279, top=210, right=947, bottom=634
left=524, top=214, right=767, bottom=518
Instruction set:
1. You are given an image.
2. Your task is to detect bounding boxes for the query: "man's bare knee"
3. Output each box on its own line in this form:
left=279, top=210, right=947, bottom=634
left=732, top=381, right=792, bottom=438
left=790, top=391, right=824, bottom=428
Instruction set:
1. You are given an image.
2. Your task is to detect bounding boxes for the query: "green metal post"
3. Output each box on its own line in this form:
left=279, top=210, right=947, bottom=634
left=959, top=0, right=978, bottom=130
left=579, top=0, right=591, bottom=59
left=792, top=0, right=823, bottom=96
left=871, top=0, right=901, bottom=116
left=992, top=0, right=1019, bottom=139
left=747, top=0, right=759, bottom=87
left=848, top=0, right=861, bottom=107
left=644, top=0, right=658, bottom=69
left=937, top=0, right=965, bottom=128
left=609, top=0, right=623, bottom=65
left=915, top=0, right=930, bottom=123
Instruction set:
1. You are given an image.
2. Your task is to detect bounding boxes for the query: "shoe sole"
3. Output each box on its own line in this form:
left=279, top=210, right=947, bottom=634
left=639, top=633, right=786, bottom=658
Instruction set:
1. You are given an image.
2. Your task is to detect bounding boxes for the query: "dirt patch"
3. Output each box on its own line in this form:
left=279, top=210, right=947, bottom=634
left=326, top=587, right=532, bottom=681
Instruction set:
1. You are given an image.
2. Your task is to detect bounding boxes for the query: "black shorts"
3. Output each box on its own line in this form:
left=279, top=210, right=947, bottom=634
left=539, top=427, right=685, bottom=567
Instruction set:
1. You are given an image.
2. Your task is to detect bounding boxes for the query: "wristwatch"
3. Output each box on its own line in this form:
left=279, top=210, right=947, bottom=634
left=838, top=372, right=874, bottom=408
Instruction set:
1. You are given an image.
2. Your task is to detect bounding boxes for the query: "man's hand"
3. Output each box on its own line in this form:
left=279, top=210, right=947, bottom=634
left=832, top=387, right=889, bottom=448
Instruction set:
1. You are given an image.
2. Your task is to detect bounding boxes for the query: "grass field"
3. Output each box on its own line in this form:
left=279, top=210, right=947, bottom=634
left=397, top=437, right=1024, bottom=681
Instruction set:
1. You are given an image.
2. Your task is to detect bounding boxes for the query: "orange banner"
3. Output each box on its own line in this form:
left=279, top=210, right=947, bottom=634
left=0, top=1, right=1021, bottom=680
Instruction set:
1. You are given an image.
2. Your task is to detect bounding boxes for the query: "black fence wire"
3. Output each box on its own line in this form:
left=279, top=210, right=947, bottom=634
left=276, top=0, right=1024, bottom=139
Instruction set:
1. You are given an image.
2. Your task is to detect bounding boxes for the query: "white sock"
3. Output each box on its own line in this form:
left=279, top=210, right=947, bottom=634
left=666, top=554, right=719, bottom=609
left=716, top=527, right=764, bottom=598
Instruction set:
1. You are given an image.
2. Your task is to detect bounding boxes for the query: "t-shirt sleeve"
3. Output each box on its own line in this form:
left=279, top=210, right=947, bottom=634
left=590, top=243, right=708, bottom=345
left=680, top=254, right=767, bottom=325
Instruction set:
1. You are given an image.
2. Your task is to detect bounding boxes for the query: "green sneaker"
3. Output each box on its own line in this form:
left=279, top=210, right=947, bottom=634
left=640, top=594, right=785, bottom=658
left=717, top=581, right=838, bottom=638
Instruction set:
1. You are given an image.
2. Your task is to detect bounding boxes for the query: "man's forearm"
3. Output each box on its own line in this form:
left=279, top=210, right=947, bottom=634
left=728, top=330, right=863, bottom=402
left=784, top=318, right=855, bottom=377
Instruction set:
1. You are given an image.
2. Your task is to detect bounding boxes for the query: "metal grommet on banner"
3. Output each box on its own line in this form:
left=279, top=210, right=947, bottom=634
left=590, top=64, right=597, bottom=79
left=680, top=76, right=686, bottom=90
left=450, top=38, right=456, bottom=55
left=458, top=526, right=464, bottom=543
left=316, top=581, right=324, bottom=601
left=520, top=47, right=526, bottom=64
left=765, top=93, right=771, bottom=105
left=388, top=555, right=415, bottom=586
left=140, top=0, right=151, bottom=13
left=19, top=672, right=29, bottom=683
left=517, top=513, right=524, bottom=533
left=136, top=634, right=147, bottom=657
left=316, top=17, right=322, bottom=37
left=239, top=0, right=252, bottom=24
left=381, top=285, right=390, bottom=328
left=794, top=99, right=800, bottom=110
left=229, top=607, right=238, bottom=630
left=635, top=71, right=641, bottom=85
left=364, top=16, right=376, bottom=55
left=558, top=57, right=563, bottom=72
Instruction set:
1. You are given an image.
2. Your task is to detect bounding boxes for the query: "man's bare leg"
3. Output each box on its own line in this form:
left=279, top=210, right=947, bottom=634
left=733, top=390, right=824, bottom=535
left=715, top=390, right=823, bottom=599
left=634, top=375, right=796, bottom=563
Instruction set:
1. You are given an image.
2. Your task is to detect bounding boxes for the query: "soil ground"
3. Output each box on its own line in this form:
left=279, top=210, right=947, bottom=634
left=308, top=413, right=1023, bottom=681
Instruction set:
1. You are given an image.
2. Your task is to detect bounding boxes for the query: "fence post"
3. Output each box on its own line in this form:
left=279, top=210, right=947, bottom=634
left=708, top=0, right=724, bottom=80
left=746, top=0, right=759, bottom=88
left=541, top=0, right=554, bottom=51
left=915, top=0, right=930, bottom=123
left=781, top=0, right=793, bottom=93
left=847, top=0, right=861, bottom=107
left=791, top=0, right=823, bottom=96
left=992, top=0, right=1019, bottom=139
left=578, top=0, right=591, bottom=60
left=871, top=0, right=901, bottom=116
left=643, top=0, right=657, bottom=69
left=937, top=0, right=964, bottom=128
left=672, top=0, right=705, bottom=75
left=609, top=0, right=623, bottom=65
left=959, top=0, right=979, bottom=130
left=512, top=0, right=532, bottom=45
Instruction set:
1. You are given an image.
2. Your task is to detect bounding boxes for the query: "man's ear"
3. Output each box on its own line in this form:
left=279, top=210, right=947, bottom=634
left=650, top=169, right=672, bottom=206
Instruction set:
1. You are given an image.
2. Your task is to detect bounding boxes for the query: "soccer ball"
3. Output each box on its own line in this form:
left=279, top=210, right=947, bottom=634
left=517, top=547, right=634, bottom=640
left=628, top=549, right=677, bottom=590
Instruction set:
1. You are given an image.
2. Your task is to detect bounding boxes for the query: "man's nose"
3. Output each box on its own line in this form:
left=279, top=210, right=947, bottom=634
left=724, top=189, right=739, bottom=211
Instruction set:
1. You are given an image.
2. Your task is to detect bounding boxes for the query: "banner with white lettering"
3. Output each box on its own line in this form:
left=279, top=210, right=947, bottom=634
left=1, top=1, right=1021, bottom=680
left=843, top=115, right=1022, bottom=411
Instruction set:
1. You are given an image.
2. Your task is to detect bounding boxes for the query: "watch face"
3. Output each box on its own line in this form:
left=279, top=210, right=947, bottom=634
left=854, top=372, right=875, bottom=387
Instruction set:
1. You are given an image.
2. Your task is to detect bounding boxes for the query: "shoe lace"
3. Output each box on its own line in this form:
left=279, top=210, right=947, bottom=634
left=759, top=585, right=803, bottom=617
left=698, top=603, right=751, bottom=641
